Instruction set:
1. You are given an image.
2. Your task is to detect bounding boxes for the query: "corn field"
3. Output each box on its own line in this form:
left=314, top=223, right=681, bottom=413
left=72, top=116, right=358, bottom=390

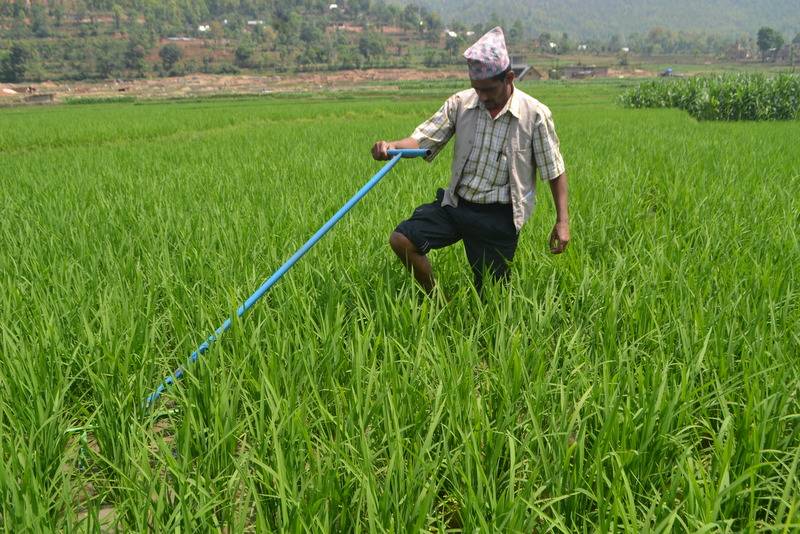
left=620, top=73, right=800, bottom=121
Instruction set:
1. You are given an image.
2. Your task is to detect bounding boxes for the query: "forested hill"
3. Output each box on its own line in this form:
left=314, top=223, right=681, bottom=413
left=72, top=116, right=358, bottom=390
left=1, top=1, right=796, bottom=83
left=0, top=1, right=451, bottom=82
left=393, top=0, right=800, bottom=38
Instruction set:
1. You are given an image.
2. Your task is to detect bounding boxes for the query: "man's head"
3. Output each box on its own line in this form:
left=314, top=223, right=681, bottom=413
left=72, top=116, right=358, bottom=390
left=463, top=27, right=514, bottom=111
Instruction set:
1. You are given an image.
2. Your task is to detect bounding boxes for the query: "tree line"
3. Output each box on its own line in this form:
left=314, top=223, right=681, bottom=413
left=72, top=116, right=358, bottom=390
left=1, top=1, right=798, bottom=82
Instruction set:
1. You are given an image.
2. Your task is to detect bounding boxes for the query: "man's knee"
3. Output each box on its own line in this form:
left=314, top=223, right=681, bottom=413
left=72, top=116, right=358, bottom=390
left=389, top=231, right=417, bottom=256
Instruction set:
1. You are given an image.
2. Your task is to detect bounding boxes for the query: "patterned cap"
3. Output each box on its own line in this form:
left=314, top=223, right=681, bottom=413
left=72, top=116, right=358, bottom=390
left=463, top=26, right=510, bottom=80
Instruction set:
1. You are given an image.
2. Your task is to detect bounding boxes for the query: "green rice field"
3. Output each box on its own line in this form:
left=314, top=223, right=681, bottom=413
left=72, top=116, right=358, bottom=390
left=1, top=81, right=799, bottom=531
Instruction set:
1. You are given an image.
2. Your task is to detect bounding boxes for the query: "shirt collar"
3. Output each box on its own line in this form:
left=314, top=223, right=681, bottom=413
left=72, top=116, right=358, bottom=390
left=466, top=86, right=520, bottom=119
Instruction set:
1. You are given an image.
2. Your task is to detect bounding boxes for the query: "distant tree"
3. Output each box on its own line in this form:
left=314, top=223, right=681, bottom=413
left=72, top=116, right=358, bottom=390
left=273, top=11, right=300, bottom=48
left=424, top=11, right=443, bottom=35
left=297, top=44, right=328, bottom=66
left=159, top=43, right=182, bottom=71
left=224, top=14, right=244, bottom=36
left=12, top=0, right=25, bottom=19
left=608, top=34, right=622, bottom=53
left=124, top=38, right=147, bottom=75
left=373, top=2, right=395, bottom=31
left=450, top=21, right=467, bottom=34
left=358, top=32, right=386, bottom=61
left=560, top=32, right=573, bottom=53
left=445, top=33, right=466, bottom=61
left=350, top=0, right=370, bottom=15
left=74, top=0, right=87, bottom=24
left=627, top=32, right=646, bottom=54
left=112, top=4, right=125, bottom=31
left=537, top=31, right=557, bottom=52
left=793, top=33, right=800, bottom=45
left=486, top=11, right=505, bottom=31
left=31, top=3, right=50, bottom=37
left=234, top=44, right=254, bottom=67
left=400, top=5, right=419, bottom=31
left=209, top=21, right=225, bottom=43
left=201, top=55, right=213, bottom=73
left=647, top=27, right=675, bottom=54
left=757, top=27, right=784, bottom=61
left=299, top=21, right=324, bottom=46
left=509, top=20, right=524, bottom=45
left=1, top=44, right=32, bottom=82
left=97, top=43, right=123, bottom=78
left=253, top=24, right=276, bottom=46
left=423, top=49, right=448, bottom=68
left=51, top=3, right=65, bottom=27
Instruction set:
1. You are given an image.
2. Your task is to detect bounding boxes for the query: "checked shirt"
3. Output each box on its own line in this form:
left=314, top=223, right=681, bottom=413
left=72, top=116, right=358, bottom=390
left=410, top=87, right=566, bottom=230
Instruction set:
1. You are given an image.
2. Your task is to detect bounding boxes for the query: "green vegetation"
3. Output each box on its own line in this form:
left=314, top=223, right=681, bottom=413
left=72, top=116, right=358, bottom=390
left=1, top=81, right=799, bottom=530
left=396, top=0, right=800, bottom=40
left=757, top=27, right=786, bottom=62
left=0, top=1, right=450, bottom=81
left=158, top=43, right=183, bottom=72
left=1, top=1, right=798, bottom=83
left=620, top=73, right=800, bottom=120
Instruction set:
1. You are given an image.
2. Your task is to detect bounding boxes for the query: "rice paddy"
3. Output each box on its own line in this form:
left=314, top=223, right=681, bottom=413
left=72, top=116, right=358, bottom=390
left=1, top=81, right=799, bottom=531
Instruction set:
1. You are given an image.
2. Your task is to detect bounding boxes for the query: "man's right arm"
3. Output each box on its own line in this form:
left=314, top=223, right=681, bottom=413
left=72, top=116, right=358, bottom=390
left=371, top=138, right=420, bottom=161
left=371, top=97, right=457, bottom=162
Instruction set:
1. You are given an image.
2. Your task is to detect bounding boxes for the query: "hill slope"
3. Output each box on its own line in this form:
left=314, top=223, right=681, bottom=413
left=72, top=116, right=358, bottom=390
left=393, top=0, right=800, bottom=38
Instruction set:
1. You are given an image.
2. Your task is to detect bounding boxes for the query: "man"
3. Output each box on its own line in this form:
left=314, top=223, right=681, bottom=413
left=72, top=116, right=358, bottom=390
left=372, top=27, right=570, bottom=294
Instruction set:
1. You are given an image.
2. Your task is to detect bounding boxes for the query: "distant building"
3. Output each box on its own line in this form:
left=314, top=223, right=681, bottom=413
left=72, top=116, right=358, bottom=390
left=559, top=65, right=610, bottom=79
left=726, top=42, right=752, bottom=60
left=24, top=93, right=55, bottom=104
left=246, top=20, right=264, bottom=26
left=198, top=25, right=210, bottom=32
left=775, top=44, right=797, bottom=63
left=510, top=55, right=544, bottom=81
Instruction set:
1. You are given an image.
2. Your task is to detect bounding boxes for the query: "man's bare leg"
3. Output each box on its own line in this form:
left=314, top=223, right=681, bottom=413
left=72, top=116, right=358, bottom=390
left=389, top=232, right=435, bottom=293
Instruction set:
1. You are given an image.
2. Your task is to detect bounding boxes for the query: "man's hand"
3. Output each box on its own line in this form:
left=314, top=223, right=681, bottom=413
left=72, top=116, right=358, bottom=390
left=371, top=141, right=393, bottom=161
left=372, top=138, right=421, bottom=161
left=549, top=221, right=570, bottom=254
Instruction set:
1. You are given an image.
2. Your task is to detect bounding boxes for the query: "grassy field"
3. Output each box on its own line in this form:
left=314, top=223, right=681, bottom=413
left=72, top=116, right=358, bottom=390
left=1, top=80, right=799, bottom=531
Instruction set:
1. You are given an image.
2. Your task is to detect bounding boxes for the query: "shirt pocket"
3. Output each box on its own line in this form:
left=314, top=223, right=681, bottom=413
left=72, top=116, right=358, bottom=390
left=510, top=146, right=536, bottom=183
left=511, top=145, right=533, bottom=163
left=508, top=129, right=533, bottom=152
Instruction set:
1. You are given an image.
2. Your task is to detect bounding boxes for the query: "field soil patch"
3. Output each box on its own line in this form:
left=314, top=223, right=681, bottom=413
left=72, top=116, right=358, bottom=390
left=3, top=68, right=465, bottom=104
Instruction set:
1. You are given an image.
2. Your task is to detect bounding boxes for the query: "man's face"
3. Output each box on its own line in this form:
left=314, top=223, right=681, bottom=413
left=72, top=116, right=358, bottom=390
left=470, top=71, right=514, bottom=111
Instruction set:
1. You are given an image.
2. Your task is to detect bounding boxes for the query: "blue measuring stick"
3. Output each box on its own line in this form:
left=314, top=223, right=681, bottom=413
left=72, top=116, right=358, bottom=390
left=144, top=148, right=430, bottom=407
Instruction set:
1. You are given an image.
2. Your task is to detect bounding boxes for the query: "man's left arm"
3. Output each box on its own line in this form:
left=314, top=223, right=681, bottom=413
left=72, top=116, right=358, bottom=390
left=532, top=108, right=570, bottom=254
left=547, top=172, right=569, bottom=254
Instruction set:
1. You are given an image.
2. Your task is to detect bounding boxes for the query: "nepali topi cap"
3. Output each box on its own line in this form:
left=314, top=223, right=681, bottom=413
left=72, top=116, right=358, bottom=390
left=463, top=26, right=510, bottom=80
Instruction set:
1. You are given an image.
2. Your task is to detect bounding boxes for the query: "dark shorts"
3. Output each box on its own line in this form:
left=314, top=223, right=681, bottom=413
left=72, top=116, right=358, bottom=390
left=395, top=188, right=519, bottom=290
